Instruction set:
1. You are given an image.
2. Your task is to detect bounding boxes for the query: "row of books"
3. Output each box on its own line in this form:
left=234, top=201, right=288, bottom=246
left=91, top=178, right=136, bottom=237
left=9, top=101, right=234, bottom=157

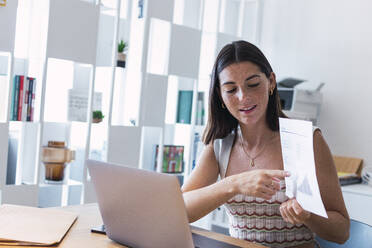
left=10, top=75, right=36, bottom=121
left=176, top=91, right=205, bottom=125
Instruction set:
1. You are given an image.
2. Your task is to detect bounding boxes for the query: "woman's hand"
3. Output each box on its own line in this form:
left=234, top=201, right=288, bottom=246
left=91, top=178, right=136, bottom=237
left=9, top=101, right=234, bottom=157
left=230, top=169, right=290, bottom=200
left=280, top=198, right=311, bottom=225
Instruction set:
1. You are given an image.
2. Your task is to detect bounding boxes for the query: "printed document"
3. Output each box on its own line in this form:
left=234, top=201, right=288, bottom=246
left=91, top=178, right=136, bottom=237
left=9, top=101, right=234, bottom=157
left=279, top=118, right=328, bottom=218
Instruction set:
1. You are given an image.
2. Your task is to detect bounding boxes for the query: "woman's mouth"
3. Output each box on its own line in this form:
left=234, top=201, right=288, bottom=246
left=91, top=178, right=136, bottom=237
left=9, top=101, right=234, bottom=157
left=239, top=105, right=257, bottom=114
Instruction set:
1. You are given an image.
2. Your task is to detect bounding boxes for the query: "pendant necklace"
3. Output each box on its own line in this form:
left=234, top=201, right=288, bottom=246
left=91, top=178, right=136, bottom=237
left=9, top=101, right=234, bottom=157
left=239, top=129, right=275, bottom=168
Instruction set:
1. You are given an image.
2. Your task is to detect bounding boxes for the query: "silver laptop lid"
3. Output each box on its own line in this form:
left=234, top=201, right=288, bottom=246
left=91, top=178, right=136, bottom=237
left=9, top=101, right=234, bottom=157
left=87, top=159, right=194, bottom=248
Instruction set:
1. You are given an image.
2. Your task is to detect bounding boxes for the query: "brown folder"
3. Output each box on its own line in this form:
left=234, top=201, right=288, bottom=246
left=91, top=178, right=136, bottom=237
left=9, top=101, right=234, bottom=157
left=0, top=204, right=77, bottom=246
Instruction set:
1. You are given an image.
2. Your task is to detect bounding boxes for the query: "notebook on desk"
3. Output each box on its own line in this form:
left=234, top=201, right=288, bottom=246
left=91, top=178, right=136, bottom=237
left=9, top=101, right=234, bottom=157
left=0, top=204, right=77, bottom=246
left=87, top=159, right=245, bottom=248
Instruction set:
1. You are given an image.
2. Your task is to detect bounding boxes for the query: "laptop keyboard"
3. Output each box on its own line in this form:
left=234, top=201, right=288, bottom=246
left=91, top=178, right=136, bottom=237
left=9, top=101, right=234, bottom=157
left=92, top=225, right=240, bottom=248
left=192, top=232, right=241, bottom=248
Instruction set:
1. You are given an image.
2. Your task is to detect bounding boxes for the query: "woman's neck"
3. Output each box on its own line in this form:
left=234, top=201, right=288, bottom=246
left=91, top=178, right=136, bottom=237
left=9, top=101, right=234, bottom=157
left=239, top=121, right=275, bottom=149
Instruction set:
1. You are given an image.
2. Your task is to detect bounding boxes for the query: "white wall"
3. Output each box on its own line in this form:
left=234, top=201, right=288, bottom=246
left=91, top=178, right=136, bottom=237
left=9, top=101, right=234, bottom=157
left=259, top=0, right=372, bottom=169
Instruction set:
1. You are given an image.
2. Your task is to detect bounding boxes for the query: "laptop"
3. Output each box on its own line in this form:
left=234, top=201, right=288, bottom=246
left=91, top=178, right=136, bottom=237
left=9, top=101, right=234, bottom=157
left=87, top=160, right=240, bottom=248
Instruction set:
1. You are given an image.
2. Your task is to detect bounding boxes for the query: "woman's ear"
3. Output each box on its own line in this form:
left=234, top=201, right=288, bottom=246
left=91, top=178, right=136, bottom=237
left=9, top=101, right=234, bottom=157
left=269, top=72, right=277, bottom=90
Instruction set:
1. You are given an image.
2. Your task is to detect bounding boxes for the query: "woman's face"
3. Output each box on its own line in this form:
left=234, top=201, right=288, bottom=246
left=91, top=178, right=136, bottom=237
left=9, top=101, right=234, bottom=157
left=218, top=61, right=275, bottom=127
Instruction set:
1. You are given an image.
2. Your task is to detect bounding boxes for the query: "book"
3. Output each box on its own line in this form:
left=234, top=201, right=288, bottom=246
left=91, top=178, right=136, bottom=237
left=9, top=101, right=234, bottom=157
left=195, top=92, right=205, bottom=126
left=12, top=76, right=19, bottom=121
left=17, top=75, right=24, bottom=121
left=26, top=77, right=34, bottom=121
left=191, top=132, right=204, bottom=171
left=10, top=76, right=17, bottom=121
left=154, top=145, right=184, bottom=173
left=30, top=78, right=36, bottom=121
left=21, top=77, right=29, bottom=121
left=176, top=90, right=193, bottom=124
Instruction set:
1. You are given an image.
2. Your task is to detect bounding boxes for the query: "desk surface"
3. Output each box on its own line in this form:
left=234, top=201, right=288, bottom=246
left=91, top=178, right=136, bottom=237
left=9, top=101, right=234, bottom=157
left=3, top=204, right=263, bottom=248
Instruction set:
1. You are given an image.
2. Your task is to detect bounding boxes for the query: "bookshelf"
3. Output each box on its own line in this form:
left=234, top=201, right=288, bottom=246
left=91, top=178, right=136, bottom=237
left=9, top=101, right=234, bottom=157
left=0, top=0, right=261, bottom=221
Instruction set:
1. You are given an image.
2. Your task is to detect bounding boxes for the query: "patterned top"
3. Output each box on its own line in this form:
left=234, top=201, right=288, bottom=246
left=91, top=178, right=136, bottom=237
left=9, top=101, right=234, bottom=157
left=214, top=132, right=315, bottom=248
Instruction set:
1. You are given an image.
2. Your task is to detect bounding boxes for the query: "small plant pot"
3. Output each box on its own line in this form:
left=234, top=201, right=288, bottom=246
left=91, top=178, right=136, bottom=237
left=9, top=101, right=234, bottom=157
left=92, top=118, right=102, bottom=123
left=44, top=162, right=66, bottom=181
left=117, top=53, right=126, bottom=68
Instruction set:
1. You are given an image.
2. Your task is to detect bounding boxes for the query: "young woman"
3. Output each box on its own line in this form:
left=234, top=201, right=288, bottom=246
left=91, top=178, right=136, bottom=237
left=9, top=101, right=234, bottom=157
left=181, top=40, right=349, bottom=248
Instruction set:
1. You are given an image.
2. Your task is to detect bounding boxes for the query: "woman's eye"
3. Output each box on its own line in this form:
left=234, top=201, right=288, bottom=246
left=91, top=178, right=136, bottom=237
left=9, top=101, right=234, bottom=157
left=226, top=88, right=236, bottom=93
left=248, top=82, right=260, bottom=88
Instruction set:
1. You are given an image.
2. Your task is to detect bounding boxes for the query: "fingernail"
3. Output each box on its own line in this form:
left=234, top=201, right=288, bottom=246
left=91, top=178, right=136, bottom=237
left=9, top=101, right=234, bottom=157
left=285, top=171, right=291, bottom=177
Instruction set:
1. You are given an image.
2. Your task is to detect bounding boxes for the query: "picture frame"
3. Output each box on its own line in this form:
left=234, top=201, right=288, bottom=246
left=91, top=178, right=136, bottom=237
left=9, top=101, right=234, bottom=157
left=0, top=0, right=6, bottom=7
left=154, top=145, right=184, bottom=173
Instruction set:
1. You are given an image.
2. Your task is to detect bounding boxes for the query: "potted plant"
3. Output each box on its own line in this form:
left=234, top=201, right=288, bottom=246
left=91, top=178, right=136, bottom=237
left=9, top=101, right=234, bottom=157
left=92, top=110, right=104, bottom=123
left=117, top=39, right=128, bottom=68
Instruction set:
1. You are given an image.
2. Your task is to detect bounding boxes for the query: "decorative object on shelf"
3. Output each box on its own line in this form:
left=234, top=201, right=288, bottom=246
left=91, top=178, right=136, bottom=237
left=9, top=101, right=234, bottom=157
left=176, top=90, right=193, bottom=124
left=41, top=141, right=75, bottom=182
left=68, top=89, right=102, bottom=122
left=154, top=145, right=184, bottom=173
left=117, top=39, right=128, bottom=68
left=0, top=0, right=6, bottom=7
left=92, top=110, right=104, bottom=123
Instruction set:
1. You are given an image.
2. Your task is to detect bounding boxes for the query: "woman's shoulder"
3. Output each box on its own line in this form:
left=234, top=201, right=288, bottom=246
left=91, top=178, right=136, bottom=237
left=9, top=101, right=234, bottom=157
left=213, top=131, right=236, bottom=160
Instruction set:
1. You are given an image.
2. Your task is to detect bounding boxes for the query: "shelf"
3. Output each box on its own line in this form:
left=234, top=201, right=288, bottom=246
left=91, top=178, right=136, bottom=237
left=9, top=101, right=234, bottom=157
left=39, top=179, right=83, bottom=188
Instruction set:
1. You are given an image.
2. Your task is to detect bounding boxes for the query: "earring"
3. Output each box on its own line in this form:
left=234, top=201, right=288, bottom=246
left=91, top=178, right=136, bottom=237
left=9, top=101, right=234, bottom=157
left=270, top=88, right=274, bottom=95
left=221, top=103, right=226, bottom=109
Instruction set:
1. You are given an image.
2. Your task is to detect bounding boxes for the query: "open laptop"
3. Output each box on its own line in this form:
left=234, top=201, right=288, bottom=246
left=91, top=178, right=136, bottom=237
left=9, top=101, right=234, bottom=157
left=87, top=159, right=240, bottom=248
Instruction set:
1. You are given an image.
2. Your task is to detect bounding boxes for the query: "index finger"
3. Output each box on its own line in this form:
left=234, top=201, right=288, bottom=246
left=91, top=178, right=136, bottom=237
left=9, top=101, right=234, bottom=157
left=265, top=170, right=291, bottom=179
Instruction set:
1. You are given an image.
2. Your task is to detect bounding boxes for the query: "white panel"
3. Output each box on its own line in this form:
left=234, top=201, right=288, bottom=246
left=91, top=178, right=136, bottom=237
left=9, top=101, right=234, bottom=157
left=83, top=180, right=97, bottom=203
left=0, top=123, right=9, bottom=186
left=147, top=18, right=171, bottom=75
left=47, top=0, right=99, bottom=64
left=141, top=74, right=168, bottom=127
left=107, top=126, right=141, bottom=167
left=219, top=0, right=240, bottom=35
left=202, top=0, right=220, bottom=32
left=146, top=0, right=174, bottom=21
left=182, top=0, right=201, bottom=29
left=42, top=122, right=70, bottom=146
left=241, top=1, right=258, bottom=42
left=216, top=33, right=239, bottom=56
left=38, top=184, right=63, bottom=207
left=168, top=24, right=202, bottom=78
left=20, top=122, right=39, bottom=184
left=139, top=126, right=162, bottom=171
left=199, top=33, right=217, bottom=78
left=2, top=184, right=38, bottom=207
left=0, top=0, right=18, bottom=51
left=96, top=14, right=115, bottom=67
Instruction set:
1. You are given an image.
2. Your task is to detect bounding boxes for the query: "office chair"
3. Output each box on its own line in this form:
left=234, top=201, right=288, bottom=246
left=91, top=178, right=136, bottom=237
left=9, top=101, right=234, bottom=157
left=316, top=219, right=372, bottom=248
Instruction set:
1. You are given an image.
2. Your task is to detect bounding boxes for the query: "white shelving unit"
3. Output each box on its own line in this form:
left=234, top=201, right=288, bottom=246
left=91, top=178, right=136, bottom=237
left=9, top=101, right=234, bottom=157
left=0, top=0, right=262, bottom=214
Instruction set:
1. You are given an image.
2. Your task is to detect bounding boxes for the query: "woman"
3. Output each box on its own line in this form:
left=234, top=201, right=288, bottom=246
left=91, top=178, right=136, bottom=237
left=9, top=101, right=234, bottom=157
left=181, top=40, right=349, bottom=247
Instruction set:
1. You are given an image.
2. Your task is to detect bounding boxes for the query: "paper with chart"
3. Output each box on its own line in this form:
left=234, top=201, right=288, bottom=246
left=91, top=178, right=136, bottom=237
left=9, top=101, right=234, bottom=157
left=279, top=118, right=328, bottom=218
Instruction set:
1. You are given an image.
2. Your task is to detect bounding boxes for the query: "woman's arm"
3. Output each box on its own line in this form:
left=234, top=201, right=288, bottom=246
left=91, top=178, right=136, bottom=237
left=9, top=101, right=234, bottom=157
left=182, top=144, right=289, bottom=223
left=181, top=144, right=235, bottom=223
left=279, top=130, right=350, bottom=244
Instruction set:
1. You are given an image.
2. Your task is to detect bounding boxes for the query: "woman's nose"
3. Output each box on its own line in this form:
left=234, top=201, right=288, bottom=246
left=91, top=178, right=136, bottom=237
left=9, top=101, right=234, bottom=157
left=237, top=88, right=248, bottom=101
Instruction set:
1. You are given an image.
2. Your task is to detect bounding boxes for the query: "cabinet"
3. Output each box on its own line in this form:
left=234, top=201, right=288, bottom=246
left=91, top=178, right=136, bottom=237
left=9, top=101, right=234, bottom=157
left=341, top=184, right=372, bottom=226
left=0, top=0, right=261, bottom=208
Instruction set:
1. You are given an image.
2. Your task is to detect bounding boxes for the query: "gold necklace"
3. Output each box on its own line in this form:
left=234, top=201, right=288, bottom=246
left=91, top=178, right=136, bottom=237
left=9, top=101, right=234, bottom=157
left=239, top=130, right=276, bottom=167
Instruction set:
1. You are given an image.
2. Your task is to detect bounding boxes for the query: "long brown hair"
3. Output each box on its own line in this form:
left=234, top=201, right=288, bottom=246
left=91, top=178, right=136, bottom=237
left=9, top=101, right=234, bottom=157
left=202, top=40, right=285, bottom=145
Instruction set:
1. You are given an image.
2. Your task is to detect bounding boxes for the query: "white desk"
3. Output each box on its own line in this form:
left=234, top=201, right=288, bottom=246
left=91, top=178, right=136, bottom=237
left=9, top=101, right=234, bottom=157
left=342, top=184, right=372, bottom=225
